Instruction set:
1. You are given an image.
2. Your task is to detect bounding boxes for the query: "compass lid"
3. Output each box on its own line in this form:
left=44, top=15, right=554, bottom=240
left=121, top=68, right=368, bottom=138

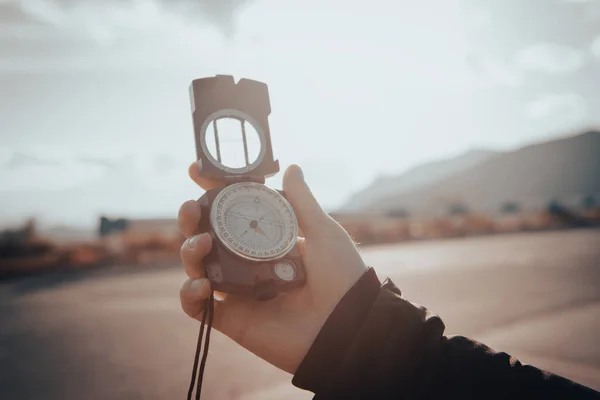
left=190, top=75, right=280, bottom=181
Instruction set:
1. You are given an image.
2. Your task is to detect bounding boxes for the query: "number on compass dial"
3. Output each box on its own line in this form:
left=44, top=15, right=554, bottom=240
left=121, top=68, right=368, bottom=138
left=210, top=182, right=298, bottom=262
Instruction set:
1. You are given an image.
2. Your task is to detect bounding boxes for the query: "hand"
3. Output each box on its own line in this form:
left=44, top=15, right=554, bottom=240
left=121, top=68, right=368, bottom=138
left=178, top=162, right=367, bottom=374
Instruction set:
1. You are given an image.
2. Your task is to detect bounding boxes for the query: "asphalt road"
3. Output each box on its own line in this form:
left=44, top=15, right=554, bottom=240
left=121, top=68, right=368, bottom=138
left=1, top=228, right=600, bottom=399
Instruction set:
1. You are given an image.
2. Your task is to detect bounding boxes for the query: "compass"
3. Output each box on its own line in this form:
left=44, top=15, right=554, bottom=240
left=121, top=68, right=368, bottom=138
left=189, top=75, right=305, bottom=300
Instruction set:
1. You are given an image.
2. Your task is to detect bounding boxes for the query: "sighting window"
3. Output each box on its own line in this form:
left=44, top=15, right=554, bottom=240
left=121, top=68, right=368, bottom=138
left=204, top=117, right=262, bottom=170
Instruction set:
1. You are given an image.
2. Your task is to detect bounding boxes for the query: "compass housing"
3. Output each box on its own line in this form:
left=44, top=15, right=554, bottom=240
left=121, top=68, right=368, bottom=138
left=197, top=185, right=305, bottom=300
left=190, top=75, right=305, bottom=300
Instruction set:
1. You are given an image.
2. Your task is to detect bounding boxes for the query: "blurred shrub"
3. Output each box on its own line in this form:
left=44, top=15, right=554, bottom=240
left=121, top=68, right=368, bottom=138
left=581, top=195, right=597, bottom=210
left=501, top=201, right=520, bottom=214
left=385, top=208, right=410, bottom=219
left=448, top=203, right=469, bottom=216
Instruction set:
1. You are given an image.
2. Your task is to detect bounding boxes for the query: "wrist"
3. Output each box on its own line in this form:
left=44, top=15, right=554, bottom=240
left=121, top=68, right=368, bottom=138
left=292, top=268, right=381, bottom=392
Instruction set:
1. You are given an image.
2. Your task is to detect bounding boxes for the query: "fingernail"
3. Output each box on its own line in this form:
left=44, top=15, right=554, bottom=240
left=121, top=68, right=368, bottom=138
left=190, top=279, right=206, bottom=293
left=186, top=233, right=207, bottom=249
left=285, top=164, right=303, bottom=181
left=196, top=159, right=203, bottom=173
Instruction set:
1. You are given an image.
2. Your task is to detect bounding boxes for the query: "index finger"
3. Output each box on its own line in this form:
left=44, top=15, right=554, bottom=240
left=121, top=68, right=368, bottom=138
left=188, top=160, right=225, bottom=191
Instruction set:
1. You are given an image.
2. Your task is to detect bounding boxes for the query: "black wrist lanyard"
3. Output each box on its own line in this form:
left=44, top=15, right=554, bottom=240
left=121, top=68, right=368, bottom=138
left=187, top=292, right=215, bottom=400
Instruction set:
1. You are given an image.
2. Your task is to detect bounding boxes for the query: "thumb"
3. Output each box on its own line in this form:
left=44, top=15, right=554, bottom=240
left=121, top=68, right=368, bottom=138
left=282, top=164, right=329, bottom=237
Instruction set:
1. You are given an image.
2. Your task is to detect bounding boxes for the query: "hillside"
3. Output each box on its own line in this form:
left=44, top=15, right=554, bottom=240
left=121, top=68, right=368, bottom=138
left=353, top=130, right=600, bottom=216
left=340, top=148, right=498, bottom=211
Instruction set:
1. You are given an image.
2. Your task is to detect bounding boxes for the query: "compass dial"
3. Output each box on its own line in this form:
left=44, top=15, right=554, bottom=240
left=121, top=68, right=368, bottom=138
left=210, top=182, right=298, bottom=262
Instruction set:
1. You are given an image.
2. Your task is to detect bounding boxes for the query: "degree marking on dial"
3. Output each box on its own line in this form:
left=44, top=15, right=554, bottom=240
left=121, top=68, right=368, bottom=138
left=211, top=182, right=298, bottom=262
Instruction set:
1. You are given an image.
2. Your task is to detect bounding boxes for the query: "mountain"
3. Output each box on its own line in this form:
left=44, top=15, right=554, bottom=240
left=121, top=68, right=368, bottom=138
left=340, top=148, right=499, bottom=211
left=357, top=130, right=600, bottom=216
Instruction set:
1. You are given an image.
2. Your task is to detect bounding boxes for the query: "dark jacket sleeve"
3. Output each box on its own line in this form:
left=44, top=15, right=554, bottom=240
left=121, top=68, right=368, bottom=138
left=292, top=268, right=600, bottom=399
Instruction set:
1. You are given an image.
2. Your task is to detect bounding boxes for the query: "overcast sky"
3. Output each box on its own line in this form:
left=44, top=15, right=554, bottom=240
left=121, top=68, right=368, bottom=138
left=1, top=0, right=600, bottom=228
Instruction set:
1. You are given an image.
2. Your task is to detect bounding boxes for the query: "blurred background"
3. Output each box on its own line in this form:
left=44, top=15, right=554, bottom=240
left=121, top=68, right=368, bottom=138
left=1, top=0, right=600, bottom=399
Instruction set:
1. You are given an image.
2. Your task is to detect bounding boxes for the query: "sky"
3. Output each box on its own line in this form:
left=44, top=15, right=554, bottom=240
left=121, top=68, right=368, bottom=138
left=1, top=0, right=600, bottom=228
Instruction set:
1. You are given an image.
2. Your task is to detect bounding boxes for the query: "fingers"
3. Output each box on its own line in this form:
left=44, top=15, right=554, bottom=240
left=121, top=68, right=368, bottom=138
left=181, top=232, right=213, bottom=279
left=180, top=279, right=232, bottom=332
left=180, top=278, right=213, bottom=320
left=179, top=159, right=224, bottom=238
left=282, top=164, right=330, bottom=237
left=178, top=200, right=202, bottom=238
left=179, top=232, right=223, bottom=325
left=188, top=160, right=225, bottom=191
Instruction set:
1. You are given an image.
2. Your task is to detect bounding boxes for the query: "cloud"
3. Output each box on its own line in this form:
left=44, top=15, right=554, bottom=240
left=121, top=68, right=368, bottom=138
left=465, top=54, right=524, bottom=87
left=152, top=153, right=180, bottom=174
left=592, top=36, right=600, bottom=59
left=76, top=153, right=186, bottom=181
left=0, top=0, right=255, bottom=39
left=18, top=0, right=68, bottom=26
left=3, top=152, right=62, bottom=169
left=77, top=156, right=119, bottom=168
left=0, top=0, right=250, bottom=72
left=514, top=42, right=586, bottom=73
left=524, top=93, right=587, bottom=122
left=464, top=9, right=492, bottom=32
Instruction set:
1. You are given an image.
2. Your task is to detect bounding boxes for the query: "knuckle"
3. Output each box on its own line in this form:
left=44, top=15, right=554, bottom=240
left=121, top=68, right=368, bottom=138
left=180, top=237, right=193, bottom=255
left=179, top=242, right=188, bottom=261
left=179, top=281, right=189, bottom=297
left=178, top=200, right=195, bottom=217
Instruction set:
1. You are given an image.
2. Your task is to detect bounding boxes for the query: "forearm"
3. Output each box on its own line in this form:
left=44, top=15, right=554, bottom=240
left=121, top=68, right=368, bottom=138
left=421, top=335, right=599, bottom=399
left=292, top=269, right=600, bottom=399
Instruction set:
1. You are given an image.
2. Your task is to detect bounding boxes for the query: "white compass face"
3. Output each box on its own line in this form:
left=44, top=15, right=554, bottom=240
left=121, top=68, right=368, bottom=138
left=210, top=182, right=298, bottom=262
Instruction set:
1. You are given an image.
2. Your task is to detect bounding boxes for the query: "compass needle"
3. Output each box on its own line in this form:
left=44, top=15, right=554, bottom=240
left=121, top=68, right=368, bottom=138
left=254, top=225, right=268, bottom=239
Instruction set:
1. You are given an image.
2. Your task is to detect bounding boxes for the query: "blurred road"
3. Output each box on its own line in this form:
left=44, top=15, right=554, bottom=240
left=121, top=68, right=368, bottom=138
left=1, top=228, right=600, bottom=399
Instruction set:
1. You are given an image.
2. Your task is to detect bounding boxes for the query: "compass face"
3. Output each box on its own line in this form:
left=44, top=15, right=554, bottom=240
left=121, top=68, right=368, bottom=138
left=210, top=182, right=298, bottom=262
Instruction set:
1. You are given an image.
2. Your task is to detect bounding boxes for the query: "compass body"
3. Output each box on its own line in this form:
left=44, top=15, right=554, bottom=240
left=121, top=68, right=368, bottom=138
left=198, top=184, right=305, bottom=300
left=190, top=75, right=306, bottom=300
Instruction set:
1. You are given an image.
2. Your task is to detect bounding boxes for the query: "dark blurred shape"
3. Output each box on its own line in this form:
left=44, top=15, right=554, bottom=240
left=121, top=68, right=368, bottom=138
left=547, top=199, right=568, bottom=216
left=582, top=195, right=597, bottom=210
left=99, top=216, right=129, bottom=237
left=0, top=219, right=50, bottom=258
left=385, top=208, right=410, bottom=219
left=448, top=203, right=469, bottom=216
left=501, top=201, right=521, bottom=214
left=546, top=199, right=591, bottom=228
left=0, top=219, right=67, bottom=278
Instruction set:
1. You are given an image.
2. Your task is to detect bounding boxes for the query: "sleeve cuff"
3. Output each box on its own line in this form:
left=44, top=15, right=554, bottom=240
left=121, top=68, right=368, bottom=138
left=292, top=267, right=381, bottom=393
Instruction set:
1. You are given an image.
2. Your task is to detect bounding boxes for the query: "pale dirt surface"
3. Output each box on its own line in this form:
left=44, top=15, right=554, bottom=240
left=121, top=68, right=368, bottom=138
left=1, top=228, right=599, bottom=399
